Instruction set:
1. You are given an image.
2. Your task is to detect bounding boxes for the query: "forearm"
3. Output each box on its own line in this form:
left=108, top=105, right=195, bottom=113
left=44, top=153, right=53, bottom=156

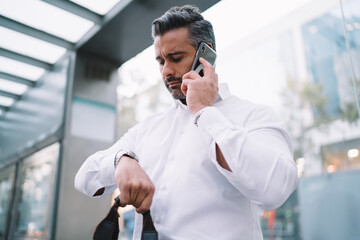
left=215, top=134, right=297, bottom=210
left=74, top=150, right=118, bottom=197
left=215, top=144, right=231, bottom=172
left=75, top=126, right=139, bottom=197
left=197, top=106, right=298, bottom=210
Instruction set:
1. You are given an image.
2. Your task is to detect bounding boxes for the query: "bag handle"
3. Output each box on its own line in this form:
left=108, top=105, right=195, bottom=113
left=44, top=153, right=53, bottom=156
left=93, top=196, right=158, bottom=240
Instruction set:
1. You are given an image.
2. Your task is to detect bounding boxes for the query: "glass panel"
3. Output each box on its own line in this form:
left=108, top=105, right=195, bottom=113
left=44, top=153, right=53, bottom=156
left=0, top=166, right=14, bottom=238
left=0, top=78, right=28, bottom=95
left=203, top=0, right=312, bottom=49
left=0, top=0, right=94, bottom=42
left=301, top=6, right=353, bottom=119
left=15, top=143, right=59, bottom=238
left=0, top=56, right=45, bottom=81
left=341, top=0, right=360, bottom=115
left=0, top=57, right=69, bottom=163
left=0, top=26, right=66, bottom=64
left=117, top=46, right=171, bottom=136
left=70, top=0, right=122, bottom=15
left=0, top=96, right=15, bottom=107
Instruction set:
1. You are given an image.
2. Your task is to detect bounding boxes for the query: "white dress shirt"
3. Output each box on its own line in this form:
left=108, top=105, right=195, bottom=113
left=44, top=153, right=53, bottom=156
left=75, top=83, right=298, bottom=240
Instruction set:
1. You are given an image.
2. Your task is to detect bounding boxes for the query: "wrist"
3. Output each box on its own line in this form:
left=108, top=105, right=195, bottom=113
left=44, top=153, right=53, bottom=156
left=114, top=150, right=139, bottom=169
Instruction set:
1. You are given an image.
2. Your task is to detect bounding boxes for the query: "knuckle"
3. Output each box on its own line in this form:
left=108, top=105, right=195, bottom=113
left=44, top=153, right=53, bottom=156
left=119, top=193, right=129, bottom=204
left=131, top=181, right=140, bottom=190
left=133, top=201, right=141, bottom=208
left=144, top=184, right=153, bottom=193
left=122, top=181, right=132, bottom=190
left=136, top=206, right=146, bottom=214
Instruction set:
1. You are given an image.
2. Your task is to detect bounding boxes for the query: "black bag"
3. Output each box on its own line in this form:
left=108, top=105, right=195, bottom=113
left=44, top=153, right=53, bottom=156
left=93, top=196, right=158, bottom=240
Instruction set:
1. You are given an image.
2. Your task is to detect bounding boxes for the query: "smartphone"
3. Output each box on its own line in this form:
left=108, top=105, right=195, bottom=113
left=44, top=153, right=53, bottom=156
left=191, top=42, right=217, bottom=77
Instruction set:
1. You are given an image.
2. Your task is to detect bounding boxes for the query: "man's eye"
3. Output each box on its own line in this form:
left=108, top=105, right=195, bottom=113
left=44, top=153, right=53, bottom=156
left=158, top=61, right=164, bottom=66
left=172, top=58, right=181, bottom=63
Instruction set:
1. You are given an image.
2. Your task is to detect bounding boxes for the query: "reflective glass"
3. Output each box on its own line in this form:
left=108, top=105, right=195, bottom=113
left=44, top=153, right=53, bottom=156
left=203, top=0, right=312, bottom=50
left=0, top=170, right=13, bottom=237
left=15, top=143, right=58, bottom=237
left=0, top=56, right=45, bottom=81
left=341, top=0, right=360, bottom=111
left=0, top=26, right=66, bottom=64
left=70, top=0, right=122, bottom=15
left=0, top=0, right=94, bottom=42
left=117, top=46, right=171, bottom=136
left=0, top=78, right=28, bottom=95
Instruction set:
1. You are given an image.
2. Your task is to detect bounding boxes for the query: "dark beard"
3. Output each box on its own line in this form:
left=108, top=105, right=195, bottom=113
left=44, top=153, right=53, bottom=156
left=165, top=76, right=186, bottom=102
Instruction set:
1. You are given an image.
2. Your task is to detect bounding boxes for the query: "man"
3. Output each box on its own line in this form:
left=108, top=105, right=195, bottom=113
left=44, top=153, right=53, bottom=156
left=75, top=5, right=298, bottom=239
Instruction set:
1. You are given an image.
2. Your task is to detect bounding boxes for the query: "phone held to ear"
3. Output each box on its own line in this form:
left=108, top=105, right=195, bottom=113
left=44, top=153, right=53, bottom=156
left=191, top=42, right=217, bottom=77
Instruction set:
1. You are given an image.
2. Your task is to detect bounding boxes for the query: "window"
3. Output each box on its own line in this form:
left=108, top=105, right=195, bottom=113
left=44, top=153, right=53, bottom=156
left=14, top=143, right=59, bottom=239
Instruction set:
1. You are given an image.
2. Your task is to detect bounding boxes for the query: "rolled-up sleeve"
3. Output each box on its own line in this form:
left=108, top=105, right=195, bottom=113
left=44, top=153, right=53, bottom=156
left=196, top=105, right=298, bottom=210
left=74, top=125, right=138, bottom=197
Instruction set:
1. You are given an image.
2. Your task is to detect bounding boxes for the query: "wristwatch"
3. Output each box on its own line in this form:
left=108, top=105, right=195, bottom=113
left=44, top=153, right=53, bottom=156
left=114, top=150, right=139, bottom=168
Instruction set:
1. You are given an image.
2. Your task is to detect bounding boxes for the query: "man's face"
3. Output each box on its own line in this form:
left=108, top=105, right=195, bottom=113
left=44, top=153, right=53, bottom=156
left=154, top=27, right=196, bottom=100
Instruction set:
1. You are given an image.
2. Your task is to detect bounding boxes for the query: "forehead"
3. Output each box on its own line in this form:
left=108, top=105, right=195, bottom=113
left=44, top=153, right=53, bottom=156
left=154, top=27, right=192, bottom=54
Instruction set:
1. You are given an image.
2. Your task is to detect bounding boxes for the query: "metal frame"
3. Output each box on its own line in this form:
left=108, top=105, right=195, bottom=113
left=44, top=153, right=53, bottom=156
left=0, top=72, right=36, bottom=87
left=42, top=0, right=103, bottom=25
left=0, top=15, right=74, bottom=50
left=0, top=90, right=21, bottom=100
left=0, top=48, right=52, bottom=71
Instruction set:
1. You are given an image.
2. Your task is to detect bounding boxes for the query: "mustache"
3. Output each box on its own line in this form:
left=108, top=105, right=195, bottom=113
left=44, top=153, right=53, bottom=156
left=165, top=76, right=182, bottom=85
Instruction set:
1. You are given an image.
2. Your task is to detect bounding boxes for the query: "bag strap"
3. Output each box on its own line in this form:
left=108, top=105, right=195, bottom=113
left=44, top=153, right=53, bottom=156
left=93, top=196, right=121, bottom=240
left=141, top=210, right=158, bottom=240
left=93, top=196, right=158, bottom=240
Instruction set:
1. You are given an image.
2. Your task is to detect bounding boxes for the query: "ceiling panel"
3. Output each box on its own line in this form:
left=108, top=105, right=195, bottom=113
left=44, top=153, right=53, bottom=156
left=0, top=0, right=130, bottom=123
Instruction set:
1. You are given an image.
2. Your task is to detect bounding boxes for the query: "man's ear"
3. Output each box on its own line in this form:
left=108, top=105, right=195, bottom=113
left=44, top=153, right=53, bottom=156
left=206, top=43, right=214, bottom=50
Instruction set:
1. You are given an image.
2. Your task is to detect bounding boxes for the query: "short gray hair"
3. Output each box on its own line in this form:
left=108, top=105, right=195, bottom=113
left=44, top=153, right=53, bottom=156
left=151, top=5, right=216, bottom=51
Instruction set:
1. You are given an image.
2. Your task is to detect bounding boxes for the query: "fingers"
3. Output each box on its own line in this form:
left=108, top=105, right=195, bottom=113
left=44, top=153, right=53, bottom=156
left=199, top=57, right=215, bottom=76
left=181, top=68, right=204, bottom=96
left=183, top=58, right=214, bottom=80
left=118, top=185, right=131, bottom=207
left=115, top=157, right=155, bottom=212
left=136, top=190, right=154, bottom=214
left=181, top=78, right=190, bottom=96
left=119, top=178, right=155, bottom=212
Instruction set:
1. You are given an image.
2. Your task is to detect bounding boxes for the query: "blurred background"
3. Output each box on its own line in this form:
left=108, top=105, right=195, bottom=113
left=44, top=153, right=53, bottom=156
left=0, top=0, right=359, bottom=239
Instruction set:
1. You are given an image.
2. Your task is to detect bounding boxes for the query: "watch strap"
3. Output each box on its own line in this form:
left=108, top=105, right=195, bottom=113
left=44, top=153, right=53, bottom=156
left=114, top=150, right=139, bottom=168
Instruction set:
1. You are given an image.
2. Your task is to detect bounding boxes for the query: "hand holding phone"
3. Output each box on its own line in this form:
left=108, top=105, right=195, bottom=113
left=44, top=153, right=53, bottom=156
left=191, top=42, right=217, bottom=76
left=181, top=42, right=219, bottom=114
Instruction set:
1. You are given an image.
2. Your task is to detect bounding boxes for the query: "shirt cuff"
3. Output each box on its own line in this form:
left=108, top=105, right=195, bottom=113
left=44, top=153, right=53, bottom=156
left=193, top=106, right=213, bottom=126
left=99, top=152, right=118, bottom=187
left=196, top=106, right=234, bottom=136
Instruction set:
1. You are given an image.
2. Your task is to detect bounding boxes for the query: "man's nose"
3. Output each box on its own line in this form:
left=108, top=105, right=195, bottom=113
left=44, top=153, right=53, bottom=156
left=162, top=62, right=175, bottom=78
